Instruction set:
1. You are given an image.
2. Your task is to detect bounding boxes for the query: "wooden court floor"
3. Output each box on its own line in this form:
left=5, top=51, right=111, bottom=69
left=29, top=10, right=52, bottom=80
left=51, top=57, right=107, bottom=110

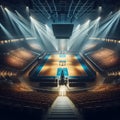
left=39, top=54, right=87, bottom=77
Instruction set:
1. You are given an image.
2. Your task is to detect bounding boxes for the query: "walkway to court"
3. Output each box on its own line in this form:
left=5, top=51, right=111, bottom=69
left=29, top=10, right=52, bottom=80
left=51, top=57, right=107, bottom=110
left=45, top=96, right=83, bottom=120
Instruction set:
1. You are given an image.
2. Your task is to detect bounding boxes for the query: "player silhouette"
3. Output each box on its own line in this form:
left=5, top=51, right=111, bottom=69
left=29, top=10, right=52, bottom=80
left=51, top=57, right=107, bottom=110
left=60, top=70, right=65, bottom=85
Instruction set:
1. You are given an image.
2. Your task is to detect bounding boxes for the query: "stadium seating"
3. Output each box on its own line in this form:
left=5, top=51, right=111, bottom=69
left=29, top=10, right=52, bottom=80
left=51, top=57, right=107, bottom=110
left=68, top=85, right=120, bottom=109
left=0, top=48, right=39, bottom=71
left=0, top=85, right=57, bottom=120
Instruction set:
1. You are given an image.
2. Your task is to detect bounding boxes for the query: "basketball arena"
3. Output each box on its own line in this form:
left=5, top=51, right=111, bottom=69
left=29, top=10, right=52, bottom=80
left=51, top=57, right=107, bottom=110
left=0, top=0, right=120, bottom=120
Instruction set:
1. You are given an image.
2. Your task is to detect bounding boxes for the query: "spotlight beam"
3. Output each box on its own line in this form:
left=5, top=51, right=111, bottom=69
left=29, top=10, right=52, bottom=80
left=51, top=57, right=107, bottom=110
left=30, top=17, right=58, bottom=51
left=5, top=8, right=32, bottom=38
left=96, top=11, right=120, bottom=38
left=0, top=23, right=13, bottom=39
left=15, top=10, right=29, bottom=25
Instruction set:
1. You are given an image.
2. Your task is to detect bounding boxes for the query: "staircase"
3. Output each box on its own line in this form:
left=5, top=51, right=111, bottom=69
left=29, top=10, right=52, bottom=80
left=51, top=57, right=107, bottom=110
left=46, top=96, right=83, bottom=120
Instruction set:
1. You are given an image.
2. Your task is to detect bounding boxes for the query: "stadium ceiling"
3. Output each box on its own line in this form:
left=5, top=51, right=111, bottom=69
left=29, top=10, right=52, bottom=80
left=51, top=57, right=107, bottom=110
left=0, top=0, right=120, bottom=23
